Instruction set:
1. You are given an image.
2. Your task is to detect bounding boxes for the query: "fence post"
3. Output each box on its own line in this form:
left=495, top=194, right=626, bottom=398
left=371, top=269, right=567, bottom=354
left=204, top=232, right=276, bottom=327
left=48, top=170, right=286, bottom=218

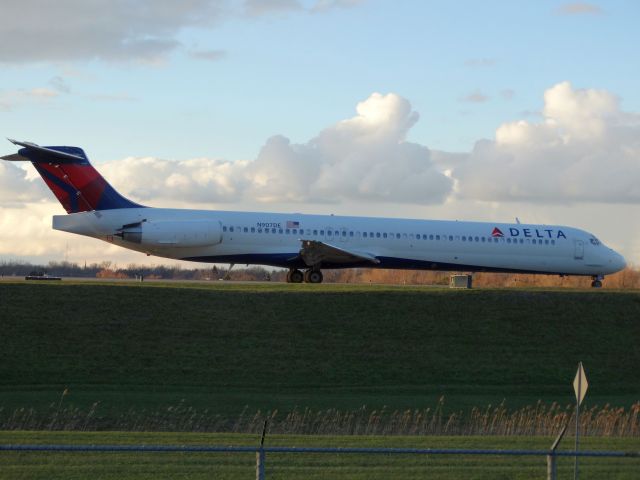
left=256, top=419, right=268, bottom=480
left=547, top=454, right=557, bottom=480
left=547, top=423, right=568, bottom=480
left=256, top=449, right=265, bottom=480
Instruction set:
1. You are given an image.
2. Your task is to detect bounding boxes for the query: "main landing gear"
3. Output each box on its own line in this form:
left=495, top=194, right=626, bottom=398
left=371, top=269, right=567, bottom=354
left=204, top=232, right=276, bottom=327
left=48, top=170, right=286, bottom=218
left=591, top=274, right=603, bottom=288
left=286, top=268, right=323, bottom=284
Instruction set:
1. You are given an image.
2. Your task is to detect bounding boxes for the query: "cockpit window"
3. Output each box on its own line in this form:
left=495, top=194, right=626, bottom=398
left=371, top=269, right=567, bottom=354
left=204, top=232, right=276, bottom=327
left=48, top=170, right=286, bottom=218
left=589, top=237, right=601, bottom=246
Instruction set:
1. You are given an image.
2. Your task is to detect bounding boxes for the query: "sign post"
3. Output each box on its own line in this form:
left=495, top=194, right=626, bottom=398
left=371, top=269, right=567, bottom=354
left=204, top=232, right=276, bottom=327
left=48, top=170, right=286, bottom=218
left=573, top=362, right=588, bottom=480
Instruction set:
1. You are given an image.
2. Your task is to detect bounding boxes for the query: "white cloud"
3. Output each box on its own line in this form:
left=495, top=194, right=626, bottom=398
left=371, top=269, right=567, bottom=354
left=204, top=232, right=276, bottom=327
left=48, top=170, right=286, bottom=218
left=0, top=87, right=60, bottom=111
left=100, top=156, right=248, bottom=205
left=0, top=162, right=48, bottom=205
left=454, top=81, right=640, bottom=203
left=97, top=93, right=452, bottom=206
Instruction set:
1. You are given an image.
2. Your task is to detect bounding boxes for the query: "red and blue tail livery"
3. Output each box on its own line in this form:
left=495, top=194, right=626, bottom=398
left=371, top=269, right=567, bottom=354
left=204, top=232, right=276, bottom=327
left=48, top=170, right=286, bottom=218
left=1, top=139, right=626, bottom=287
left=4, top=139, right=142, bottom=213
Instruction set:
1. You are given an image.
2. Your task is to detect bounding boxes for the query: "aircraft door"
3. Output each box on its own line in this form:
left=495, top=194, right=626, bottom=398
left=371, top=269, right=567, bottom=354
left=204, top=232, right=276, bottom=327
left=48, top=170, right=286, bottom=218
left=574, top=239, right=584, bottom=260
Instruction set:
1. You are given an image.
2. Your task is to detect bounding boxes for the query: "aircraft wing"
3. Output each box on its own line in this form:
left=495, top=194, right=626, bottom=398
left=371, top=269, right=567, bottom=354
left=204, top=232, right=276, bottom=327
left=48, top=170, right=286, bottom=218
left=298, top=239, right=380, bottom=267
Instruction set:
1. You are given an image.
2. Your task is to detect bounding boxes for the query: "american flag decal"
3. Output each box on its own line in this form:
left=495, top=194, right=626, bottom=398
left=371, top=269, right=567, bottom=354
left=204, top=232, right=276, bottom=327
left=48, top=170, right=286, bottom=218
left=287, top=220, right=300, bottom=228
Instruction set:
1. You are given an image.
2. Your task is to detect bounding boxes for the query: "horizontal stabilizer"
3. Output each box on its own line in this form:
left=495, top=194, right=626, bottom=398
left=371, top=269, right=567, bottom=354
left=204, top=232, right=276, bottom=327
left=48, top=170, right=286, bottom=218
left=6, top=139, right=87, bottom=163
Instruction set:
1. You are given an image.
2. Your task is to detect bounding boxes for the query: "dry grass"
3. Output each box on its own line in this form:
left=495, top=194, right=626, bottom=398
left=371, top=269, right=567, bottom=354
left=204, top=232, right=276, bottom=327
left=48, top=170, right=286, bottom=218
left=2, top=400, right=638, bottom=437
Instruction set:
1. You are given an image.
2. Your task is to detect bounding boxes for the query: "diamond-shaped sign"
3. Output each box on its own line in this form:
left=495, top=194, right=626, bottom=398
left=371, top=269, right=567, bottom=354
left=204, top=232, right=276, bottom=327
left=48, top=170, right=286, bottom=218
left=573, top=362, right=588, bottom=406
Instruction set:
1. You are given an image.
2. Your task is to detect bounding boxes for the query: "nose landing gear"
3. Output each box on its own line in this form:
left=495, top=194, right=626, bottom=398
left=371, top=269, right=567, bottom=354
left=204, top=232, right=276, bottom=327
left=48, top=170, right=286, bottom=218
left=591, top=274, right=603, bottom=288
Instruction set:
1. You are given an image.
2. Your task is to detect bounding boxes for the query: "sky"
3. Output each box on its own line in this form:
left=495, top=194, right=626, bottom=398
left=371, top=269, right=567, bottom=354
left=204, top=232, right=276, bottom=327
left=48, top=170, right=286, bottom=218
left=1, top=0, right=639, bottom=268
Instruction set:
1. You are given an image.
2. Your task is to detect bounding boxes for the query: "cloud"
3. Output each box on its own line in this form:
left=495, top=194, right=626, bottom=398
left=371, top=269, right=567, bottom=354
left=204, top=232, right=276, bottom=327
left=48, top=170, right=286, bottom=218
left=243, top=0, right=302, bottom=16
left=100, top=156, right=248, bottom=205
left=556, top=2, right=604, bottom=15
left=48, top=76, right=71, bottom=94
left=460, top=90, right=490, bottom=103
left=97, top=93, right=452, bottom=206
left=454, top=81, right=640, bottom=203
left=0, top=88, right=60, bottom=111
left=189, top=49, right=227, bottom=61
left=0, top=0, right=228, bottom=64
left=0, top=162, right=49, bottom=205
left=80, top=94, right=449, bottom=205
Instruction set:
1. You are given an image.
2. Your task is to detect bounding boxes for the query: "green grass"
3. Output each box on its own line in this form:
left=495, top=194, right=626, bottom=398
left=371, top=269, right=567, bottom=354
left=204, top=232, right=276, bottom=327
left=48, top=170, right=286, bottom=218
left=0, top=431, right=639, bottom=479
left=0, top=281, right=639, bottom=430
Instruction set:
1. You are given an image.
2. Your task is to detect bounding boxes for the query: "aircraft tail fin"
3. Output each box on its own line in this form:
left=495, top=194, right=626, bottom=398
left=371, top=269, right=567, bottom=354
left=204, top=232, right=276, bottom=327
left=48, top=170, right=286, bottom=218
left=2, top=139, right=143, bottom=214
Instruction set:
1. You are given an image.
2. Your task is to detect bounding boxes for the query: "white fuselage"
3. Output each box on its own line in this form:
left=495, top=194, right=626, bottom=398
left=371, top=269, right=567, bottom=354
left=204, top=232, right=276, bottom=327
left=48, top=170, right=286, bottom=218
left=52, top=207, right=626, bottom=276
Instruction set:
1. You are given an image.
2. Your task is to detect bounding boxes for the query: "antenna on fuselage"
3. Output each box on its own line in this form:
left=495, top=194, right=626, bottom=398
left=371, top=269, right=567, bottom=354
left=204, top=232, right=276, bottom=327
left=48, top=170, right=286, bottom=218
left=515, top=217, right=521, bottom=224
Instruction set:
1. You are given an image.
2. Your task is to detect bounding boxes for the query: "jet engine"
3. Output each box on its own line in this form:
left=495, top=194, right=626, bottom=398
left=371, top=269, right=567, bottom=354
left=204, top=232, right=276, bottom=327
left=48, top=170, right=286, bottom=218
left=115, top=219, right=223, bottom=247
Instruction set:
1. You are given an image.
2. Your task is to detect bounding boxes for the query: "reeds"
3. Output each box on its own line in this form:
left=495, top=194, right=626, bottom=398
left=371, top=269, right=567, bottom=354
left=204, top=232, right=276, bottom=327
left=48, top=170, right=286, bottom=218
left=1, top=399, right=638, bottom=436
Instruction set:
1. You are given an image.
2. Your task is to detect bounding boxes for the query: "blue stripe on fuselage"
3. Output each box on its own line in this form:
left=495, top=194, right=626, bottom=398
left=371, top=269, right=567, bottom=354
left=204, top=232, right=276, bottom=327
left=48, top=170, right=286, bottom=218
left=181, top=253, right=571, bottom=275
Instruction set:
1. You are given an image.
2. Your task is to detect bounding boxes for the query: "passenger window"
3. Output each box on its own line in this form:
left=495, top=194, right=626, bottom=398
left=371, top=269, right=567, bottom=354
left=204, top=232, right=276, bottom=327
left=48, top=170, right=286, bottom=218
left=416, top=234, right=420, bottom=239
left=313, top=229, right=318, bottom=235
left=383, top=233, right=388, bottom=238
left=363, top=232, right=367, bottom=238
left=320, top=230, right=324, bottom=235
left=251, top=227, right=255, bottom=233
left=481, top=237, right=485, bottom=243
left=293, top=229, right=297, bottom=234
left=223, top=226, right=227, bottom=232
left=285, top=229, right=290, bottom=234
left=230, top=227, right=234, bottom=232
left=396, top=233, right=401, bottom=239
left=475, top=236, right=479, bottom=242
left=243, top=227, right=248, bottom=233
left=349, top=231, right=354, bottom=237
left=462, top=236, right=466, bottom=241
left=430, top=235, right=434, bottom=240
left=279, top=228, right=283, bottom=234
left=342, top=231, right=347, bottom=237
left=328, top=230, right=333, bottom=236
left=258, top=228, right=262, bottom=233
left=376, top=232, right=381, bottom=238
left=271, top=228, right=276, bottom=234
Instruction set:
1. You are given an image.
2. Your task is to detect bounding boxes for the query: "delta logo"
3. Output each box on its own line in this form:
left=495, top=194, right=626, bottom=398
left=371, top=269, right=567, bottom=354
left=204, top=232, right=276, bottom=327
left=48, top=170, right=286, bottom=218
left=491, top=226, right=567, bottom=239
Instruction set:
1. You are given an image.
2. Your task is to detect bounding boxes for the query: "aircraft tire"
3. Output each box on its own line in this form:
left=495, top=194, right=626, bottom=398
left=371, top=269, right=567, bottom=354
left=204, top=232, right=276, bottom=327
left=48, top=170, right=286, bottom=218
left=305, top=270, right=323, bottom=284
left=591, top=280, right=602, bottom=288
left=289, top=269, right=304, bottom=283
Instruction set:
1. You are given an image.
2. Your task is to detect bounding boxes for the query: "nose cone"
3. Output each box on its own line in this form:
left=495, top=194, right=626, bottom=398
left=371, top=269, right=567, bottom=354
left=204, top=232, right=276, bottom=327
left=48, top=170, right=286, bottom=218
left=609, top=250, right=627, bottom=273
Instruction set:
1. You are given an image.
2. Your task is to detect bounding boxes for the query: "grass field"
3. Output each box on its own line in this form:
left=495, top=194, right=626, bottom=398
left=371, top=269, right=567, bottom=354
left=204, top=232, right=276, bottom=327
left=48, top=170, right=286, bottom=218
left=0, top=280, right=639, bottom=432
left=0, top=431, right=639, bottom=479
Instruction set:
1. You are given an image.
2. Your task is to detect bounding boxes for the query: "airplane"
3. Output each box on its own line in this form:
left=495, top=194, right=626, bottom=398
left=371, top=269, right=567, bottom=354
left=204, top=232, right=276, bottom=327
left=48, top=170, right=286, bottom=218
left=2, top=139, right=626, bottom=287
